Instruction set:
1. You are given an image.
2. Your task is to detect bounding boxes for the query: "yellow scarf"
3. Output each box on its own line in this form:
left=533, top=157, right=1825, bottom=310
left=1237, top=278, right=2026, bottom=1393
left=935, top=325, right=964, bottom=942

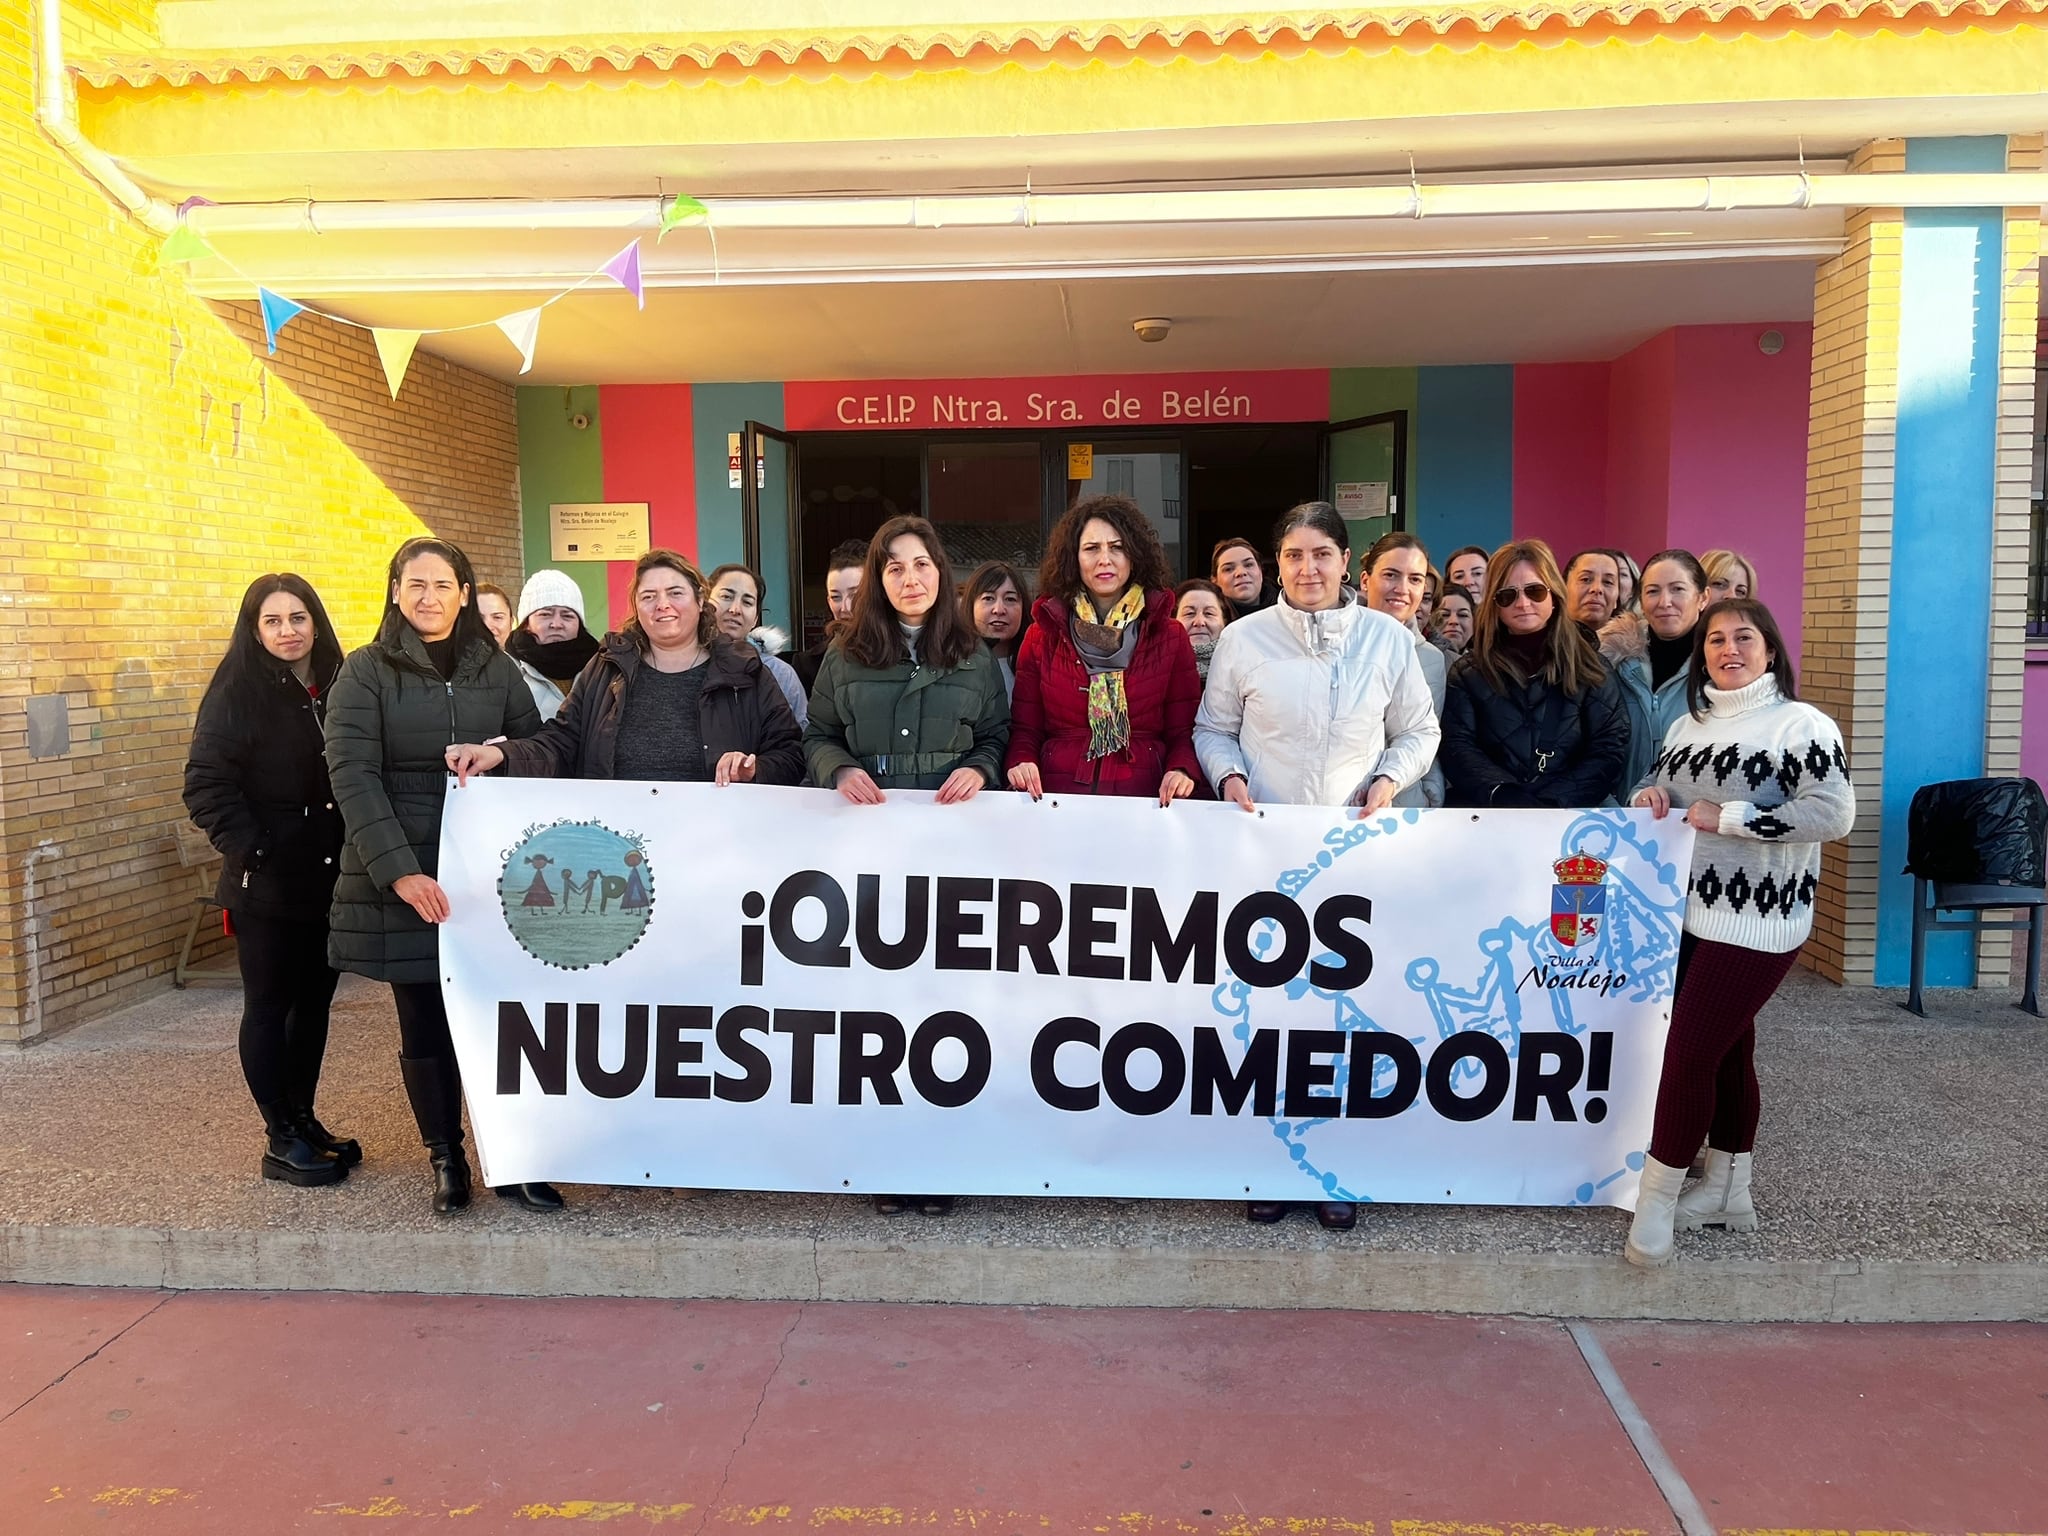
left=1073, top=585, right=1147, bottom=760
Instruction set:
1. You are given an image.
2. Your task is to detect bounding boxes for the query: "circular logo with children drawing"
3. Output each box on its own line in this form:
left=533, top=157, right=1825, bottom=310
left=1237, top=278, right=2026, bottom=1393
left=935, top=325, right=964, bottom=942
left=498, top=820, right=653, bottom=969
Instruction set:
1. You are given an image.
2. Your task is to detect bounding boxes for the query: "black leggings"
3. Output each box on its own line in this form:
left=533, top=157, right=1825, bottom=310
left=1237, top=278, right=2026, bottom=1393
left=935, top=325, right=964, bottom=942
left=234, top=910, right=340, bottom=1111
left=391, top=980, right=455, bottom=1061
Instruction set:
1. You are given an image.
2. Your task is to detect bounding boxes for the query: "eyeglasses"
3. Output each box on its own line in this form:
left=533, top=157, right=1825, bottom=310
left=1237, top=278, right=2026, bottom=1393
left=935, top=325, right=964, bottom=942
left=1493, top=583, right=1552, bottom=607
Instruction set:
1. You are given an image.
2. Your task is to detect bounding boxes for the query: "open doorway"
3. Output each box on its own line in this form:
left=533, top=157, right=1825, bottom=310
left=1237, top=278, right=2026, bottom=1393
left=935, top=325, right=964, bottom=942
left=792, top=438, right=920, bottom=651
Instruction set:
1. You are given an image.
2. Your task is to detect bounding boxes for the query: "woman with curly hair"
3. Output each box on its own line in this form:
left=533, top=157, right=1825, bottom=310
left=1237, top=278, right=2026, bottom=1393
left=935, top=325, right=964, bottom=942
left=1006, top=496, right=1203, bottom=805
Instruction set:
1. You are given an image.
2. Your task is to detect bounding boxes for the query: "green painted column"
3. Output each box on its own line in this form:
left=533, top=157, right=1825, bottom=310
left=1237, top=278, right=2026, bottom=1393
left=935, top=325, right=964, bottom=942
left=515, top=386, right=609, bottom=625
left=1329, top=368, right=1419, bottom=549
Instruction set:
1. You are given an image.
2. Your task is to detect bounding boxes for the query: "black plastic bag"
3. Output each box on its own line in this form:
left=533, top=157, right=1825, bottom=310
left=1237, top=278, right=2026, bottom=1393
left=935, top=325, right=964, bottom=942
left=1904, top=777, right=2048, bottom=886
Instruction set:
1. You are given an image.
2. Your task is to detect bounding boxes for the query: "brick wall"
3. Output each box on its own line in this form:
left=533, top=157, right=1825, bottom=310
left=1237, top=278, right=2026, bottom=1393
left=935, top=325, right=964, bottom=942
left=0, top=1, right=522, bottom=1040
left=1800, top=140, right=1905, bottom=985
left=1981, top=134, right=2044, bottom=981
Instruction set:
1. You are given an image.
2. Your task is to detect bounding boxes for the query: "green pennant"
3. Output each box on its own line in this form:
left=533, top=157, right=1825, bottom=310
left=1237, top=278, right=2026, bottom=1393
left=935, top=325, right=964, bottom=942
left=658, top=194, right=708, bottom=240
left=159, top=223, right=214, bottom=264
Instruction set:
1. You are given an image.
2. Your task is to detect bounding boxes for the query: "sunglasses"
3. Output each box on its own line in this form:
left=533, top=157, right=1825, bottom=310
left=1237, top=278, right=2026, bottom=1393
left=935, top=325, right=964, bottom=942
left=1494, top=583, right=1553, bottom=607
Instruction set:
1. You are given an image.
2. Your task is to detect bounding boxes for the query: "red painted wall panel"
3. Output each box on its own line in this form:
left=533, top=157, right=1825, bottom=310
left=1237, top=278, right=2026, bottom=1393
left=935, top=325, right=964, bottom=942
left=598, top=384, right=696, bottom=628
left=1603, top=332, right=1677, bottom=565
left=1511, top=363, right=1609, bottom=559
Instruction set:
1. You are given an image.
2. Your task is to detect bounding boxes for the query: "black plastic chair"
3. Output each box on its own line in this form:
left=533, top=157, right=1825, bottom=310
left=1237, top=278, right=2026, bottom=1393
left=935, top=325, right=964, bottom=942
left=1900, top=777, right=2048, bottom=1018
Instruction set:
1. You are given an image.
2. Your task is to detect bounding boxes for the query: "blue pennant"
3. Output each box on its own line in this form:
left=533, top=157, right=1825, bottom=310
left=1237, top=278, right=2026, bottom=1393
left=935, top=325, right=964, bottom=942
left=258, top=287, right=305, bottom=355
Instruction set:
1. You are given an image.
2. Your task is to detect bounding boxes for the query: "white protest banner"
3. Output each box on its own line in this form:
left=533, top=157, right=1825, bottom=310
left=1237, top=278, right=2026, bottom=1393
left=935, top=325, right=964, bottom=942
left=437, top=782, right=1693, bottom=1208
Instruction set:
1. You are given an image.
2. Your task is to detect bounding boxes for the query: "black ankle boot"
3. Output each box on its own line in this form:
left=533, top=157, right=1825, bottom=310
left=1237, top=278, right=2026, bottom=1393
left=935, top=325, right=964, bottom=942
left=258, top=1102, right=347, bottom=1187
left=494, top=1183, right=564, bottom=1210
left=428, top=1143, right=472, bottom=1214
left=400, top=1054, right=473, bottom=1216
left=294, top=1105, right=362, bottom=1168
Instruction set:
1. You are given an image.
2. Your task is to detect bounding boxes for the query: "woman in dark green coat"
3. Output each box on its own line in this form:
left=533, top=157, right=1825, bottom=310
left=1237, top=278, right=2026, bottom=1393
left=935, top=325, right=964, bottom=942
left=324, top=536, right=553, bottom=1217
left=801, top=514, right=1010, bottom=1219
left=803, top=515, right=1010, bottom=806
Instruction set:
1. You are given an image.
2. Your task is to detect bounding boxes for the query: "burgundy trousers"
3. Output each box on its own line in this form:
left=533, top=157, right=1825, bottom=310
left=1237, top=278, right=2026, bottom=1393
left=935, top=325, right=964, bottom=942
left=1647, top=931, right=1802, bottom=1168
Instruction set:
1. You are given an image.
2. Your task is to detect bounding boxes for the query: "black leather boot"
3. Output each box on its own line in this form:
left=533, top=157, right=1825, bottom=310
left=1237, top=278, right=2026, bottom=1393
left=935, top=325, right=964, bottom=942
left=399, top=1055, right=472, bottom=1215
left=1315, top=1201, right=1358, bottom=1231
left=294, top=1104, right=363, bottom=1168
left=258, top=1103, right=347, bottom=1187
left=494, top=1183, right=564, bottom=1210
left=429, top=1144, right=473, bottom=1214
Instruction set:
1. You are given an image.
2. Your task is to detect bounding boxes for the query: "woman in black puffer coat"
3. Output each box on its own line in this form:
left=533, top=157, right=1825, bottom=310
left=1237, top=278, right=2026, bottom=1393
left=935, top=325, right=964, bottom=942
left=324, top=537, right=550, bottom=1217
left=184, top=574, right=354, bottom=1188
left=1441, top=539, right=1630, bottom=809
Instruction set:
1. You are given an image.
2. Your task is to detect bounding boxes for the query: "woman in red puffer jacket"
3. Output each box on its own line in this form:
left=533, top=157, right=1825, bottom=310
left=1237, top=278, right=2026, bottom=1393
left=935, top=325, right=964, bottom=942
left=1005, top=494, right=1204, bottom=805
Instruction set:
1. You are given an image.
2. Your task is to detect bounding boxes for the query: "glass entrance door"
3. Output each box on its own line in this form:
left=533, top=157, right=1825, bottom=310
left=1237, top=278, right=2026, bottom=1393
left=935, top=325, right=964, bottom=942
left=1320, top=411, right=1408, bottom=549
left=926, top=439, right=1046, bottom=590
left=1064, top=437, right=1185, bottom=579
left=740, top=421, right=799, bottom=632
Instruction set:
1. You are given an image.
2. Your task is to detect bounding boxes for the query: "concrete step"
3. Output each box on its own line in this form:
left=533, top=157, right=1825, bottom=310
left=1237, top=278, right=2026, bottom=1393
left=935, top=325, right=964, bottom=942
left=4, top=1210, right=2045, bottom=1323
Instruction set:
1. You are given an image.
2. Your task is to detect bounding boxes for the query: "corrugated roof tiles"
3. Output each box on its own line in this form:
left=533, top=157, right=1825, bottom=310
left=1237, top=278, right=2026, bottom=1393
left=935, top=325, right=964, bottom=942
left=73, top=1, right=2048, bottom=89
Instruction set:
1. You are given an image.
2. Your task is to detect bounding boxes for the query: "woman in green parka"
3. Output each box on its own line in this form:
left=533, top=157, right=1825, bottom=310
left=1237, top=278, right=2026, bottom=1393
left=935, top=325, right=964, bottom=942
left=324, top=536, right=558, bottom=1217
left=802, top=514, right=1010, bottom=1218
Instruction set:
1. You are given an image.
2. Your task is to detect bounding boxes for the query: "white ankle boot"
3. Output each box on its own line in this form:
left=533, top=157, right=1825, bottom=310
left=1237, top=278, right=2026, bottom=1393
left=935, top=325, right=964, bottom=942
left=1676, top=1149, right=1756, bottom=1232
left=1624, top=1156, right=1688, bottom=1268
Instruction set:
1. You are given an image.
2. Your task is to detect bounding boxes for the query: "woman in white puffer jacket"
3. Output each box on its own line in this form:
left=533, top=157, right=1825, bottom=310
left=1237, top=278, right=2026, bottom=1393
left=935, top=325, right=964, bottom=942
left=1193, top=501, right=1442, bottom=1236
left=1195, top=503, right=1440, bottom=814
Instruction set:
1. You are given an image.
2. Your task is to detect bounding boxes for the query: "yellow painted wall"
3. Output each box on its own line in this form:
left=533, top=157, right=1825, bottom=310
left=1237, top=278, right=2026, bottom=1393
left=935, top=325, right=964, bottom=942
left=0, top=0, right=524, bottom=1039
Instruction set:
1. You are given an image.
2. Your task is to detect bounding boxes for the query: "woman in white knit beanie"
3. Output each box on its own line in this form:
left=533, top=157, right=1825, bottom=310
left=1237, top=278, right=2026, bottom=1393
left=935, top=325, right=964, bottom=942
left=1623, top=597, right=1855, bottom=1267
left=508, top=569, right=599, bottom=722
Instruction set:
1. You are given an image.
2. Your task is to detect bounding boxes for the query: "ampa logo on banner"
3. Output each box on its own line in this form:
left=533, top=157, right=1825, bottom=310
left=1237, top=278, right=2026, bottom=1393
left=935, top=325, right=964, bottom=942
left=498, top=819, right=653, bottom=969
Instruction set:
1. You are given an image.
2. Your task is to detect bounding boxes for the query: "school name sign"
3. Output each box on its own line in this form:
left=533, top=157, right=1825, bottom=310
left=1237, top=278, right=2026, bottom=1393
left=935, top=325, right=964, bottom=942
left=437, top=782, right=1694, bottom=1208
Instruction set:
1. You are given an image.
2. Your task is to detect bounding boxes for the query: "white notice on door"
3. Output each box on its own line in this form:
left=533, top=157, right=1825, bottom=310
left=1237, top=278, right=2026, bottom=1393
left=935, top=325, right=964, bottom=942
left=1335, top=481, right=1389, bottom=519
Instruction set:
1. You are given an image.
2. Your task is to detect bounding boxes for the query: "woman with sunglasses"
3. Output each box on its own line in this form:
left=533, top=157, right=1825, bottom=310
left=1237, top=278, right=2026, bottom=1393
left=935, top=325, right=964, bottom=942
left=1440, top=540, right=1630, bottom=809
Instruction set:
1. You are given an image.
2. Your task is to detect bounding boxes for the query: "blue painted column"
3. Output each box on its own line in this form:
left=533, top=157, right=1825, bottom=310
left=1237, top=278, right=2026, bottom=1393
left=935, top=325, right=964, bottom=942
left=690, top=383, right=787, bottom=622
left=1874, top=137, right=2007, bottom=986
left=1414, top=365, right=1515, bottom=558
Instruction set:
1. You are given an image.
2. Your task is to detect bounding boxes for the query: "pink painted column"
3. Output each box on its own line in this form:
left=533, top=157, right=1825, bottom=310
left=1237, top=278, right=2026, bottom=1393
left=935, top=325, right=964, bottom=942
left=1665, top=324, right=1814, bottom=664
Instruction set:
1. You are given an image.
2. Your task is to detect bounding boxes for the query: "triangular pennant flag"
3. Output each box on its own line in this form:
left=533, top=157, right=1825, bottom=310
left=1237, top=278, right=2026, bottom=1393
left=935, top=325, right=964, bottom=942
left=373, top=328, right=423, bottom=399
left=658, top=194, right=707, bottom=240
left=495, top=306, right=543, bottom=374
left=258, top=287, right=305, bottom=355
left=602, top=240, right=644, bottom=309
left=159, top=223, right=214, bottom=264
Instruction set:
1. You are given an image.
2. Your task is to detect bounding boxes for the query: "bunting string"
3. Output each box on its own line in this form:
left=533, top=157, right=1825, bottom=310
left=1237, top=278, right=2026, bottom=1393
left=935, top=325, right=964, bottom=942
left=156, top=191, right=703, bottom=394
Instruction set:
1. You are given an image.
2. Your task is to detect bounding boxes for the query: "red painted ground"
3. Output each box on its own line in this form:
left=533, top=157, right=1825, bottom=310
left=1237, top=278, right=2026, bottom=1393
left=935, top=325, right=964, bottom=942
left=0, top=1287, right=2040, bottom=1535
left=1599, top=1318, right=2048, bottom=1532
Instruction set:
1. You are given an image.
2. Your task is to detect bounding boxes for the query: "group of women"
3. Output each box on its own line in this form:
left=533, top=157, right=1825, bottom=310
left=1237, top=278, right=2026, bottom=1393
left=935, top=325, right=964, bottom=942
left=183, top=502, right=1848, bottom=1268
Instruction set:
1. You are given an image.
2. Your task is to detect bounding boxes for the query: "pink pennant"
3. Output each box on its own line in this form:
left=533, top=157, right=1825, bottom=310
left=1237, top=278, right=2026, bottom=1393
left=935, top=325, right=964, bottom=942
left=601, top=240, right=644, bottom=309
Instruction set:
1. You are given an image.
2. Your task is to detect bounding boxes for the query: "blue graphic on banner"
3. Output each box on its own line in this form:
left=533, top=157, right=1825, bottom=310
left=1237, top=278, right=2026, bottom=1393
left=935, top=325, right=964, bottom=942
left=1209, top=808, right=1686, bottom=1205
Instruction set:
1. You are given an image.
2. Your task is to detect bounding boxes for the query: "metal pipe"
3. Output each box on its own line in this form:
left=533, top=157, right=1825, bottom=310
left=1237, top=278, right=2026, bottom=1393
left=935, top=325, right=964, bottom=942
left=183, top=173, right=2048, bottom=240
left=32, top=0, right=177, bottom=235
left=21, top=841, right=61, bottom=1042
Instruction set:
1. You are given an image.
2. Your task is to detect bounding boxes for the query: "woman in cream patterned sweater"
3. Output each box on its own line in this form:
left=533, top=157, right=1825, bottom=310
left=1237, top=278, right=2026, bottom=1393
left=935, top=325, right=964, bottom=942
left=1624, top=597, right=1856, bottom=1268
